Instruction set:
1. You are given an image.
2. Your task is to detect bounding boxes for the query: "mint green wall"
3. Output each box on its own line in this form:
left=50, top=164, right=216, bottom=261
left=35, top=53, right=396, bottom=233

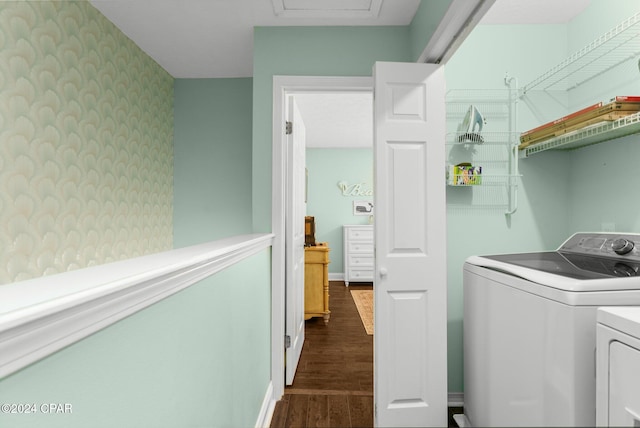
left=173, top=78, right=253, bottom=247
left=252, top=26, right=412, bottom=233
left=409, top=0, right=452, bottom=61
left=567, top=1, right=640, bottom=113
left=306, top=148, right=373, bottom=274
left=0, top=249, right=272, bottom=428
left=446, top=0, right=640, bottom=394
left=564, top=0, right=640, bottom=234
left=445, top=24, right=573, bottom=393
left=568, top=0, right=640, bottom=61
left=568, top=137, right=640, bottom=233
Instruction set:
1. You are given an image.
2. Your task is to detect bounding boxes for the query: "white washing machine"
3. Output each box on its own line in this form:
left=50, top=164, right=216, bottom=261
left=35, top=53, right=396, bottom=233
left=456, top=232, right=640, bottom=428
left=596, top=306, right=640, bottom=427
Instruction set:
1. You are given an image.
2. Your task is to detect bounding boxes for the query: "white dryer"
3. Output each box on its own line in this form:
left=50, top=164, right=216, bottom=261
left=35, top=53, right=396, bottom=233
left=457, top=232, right=640, bottom=427
left=596, top=306, right=640, bottom=427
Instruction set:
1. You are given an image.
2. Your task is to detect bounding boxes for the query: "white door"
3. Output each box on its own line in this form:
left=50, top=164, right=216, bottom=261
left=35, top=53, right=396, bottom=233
left=373, top=61, right=448, bottom=427
left=285, top=96, right=306, bottom=385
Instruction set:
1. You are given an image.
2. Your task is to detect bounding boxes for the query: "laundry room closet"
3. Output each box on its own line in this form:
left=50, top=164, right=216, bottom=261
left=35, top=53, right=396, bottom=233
left=444, top=0, right=640, bottom=400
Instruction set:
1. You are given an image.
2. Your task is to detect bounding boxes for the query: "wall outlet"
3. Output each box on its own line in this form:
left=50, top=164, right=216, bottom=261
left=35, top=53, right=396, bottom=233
left=601, top=222, right=616, bottom=232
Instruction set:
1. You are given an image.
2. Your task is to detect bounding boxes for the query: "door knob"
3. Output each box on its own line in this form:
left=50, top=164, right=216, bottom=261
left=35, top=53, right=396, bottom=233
left=379, top=267, right=388, bottom=278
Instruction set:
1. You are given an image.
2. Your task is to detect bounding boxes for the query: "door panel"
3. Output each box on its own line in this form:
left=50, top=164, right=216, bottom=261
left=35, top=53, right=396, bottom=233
left=374, top=62, right=447, bottom=427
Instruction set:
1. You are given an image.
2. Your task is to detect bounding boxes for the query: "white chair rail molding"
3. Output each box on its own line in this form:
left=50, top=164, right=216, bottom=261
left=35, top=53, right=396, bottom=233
left=0, top=233, right=274, bottom=378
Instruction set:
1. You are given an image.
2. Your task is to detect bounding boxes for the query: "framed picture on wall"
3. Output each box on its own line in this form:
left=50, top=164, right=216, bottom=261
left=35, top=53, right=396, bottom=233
left=353, top=200, right=374, bottom=216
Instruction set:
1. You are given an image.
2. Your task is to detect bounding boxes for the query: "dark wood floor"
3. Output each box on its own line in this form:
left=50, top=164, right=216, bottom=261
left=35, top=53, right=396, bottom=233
left=270, top=281, right=373, bottom=428
left=270, top=281, right=461, bottom=428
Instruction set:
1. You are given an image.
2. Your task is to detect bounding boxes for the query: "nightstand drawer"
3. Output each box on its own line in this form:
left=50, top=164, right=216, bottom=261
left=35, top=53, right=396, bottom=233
left=348, top=254, right=374, bottom=268
left=348, top=241, right=374, bottom=254
left=347, top=268, right=374, bottom=281
left=347, top=227, right=374, bottom=242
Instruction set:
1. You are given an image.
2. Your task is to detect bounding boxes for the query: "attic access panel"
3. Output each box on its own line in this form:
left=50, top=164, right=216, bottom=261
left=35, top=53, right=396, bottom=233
left=271, top=0, right=382, bottom=18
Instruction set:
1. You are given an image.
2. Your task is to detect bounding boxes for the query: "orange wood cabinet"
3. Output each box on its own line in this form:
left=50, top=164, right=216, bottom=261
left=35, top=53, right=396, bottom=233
left=304, top=243, right=330, bottom=324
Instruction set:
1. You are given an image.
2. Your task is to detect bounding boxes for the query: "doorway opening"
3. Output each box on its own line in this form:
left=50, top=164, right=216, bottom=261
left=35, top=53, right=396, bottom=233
left=286, top=88, right=376, bottom=384
left=270, top=76, right=373, bottom=402
left=274, top=79, right=376, bottom=426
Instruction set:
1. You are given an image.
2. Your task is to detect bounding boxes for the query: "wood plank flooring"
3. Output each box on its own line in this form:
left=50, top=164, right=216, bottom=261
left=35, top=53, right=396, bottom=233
left=270, top=281, right=461, bottom=427
left=271, top=282, right=373, bottom=428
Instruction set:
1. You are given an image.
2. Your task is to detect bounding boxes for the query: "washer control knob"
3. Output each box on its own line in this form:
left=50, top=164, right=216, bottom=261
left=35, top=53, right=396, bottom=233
left=612, top=238, right=635, bottom=255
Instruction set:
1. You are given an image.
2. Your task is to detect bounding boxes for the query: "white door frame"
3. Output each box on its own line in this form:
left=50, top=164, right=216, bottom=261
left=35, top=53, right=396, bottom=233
left=271, top=75, right=373, bottom=400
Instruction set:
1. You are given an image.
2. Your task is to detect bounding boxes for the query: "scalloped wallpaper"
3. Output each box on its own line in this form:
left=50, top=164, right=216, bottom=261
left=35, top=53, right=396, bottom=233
left=0, top=1, right=174, bottom=284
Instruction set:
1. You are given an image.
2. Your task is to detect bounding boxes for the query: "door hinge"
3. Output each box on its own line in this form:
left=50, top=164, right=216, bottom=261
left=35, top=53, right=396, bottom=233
left=285, top=335, right=291, bottom=348
left=285, top=121, right=293, bottom=135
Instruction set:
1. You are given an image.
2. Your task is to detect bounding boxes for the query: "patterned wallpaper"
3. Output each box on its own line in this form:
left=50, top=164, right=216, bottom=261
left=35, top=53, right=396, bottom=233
left=0, top=1, right=174, bottom=284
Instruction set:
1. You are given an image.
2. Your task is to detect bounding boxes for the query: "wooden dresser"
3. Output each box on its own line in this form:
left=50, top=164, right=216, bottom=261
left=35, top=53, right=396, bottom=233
left=343, top=225, right=374, bottom=286
left=304, top=243, right=330, bottom=324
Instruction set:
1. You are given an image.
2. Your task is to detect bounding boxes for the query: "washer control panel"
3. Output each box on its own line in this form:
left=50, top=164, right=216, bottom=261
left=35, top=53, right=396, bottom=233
left=561, top=232, right=640, bottom=262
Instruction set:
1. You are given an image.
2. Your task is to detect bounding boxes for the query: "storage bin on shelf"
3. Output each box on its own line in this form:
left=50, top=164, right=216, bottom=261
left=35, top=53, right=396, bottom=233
left=447, top=163, right=482, bottom=186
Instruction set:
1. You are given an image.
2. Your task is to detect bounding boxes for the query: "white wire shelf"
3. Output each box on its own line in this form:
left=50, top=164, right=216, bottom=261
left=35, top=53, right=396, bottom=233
left=519, top=111, right=640, bottom=157
left=446, top=131, right=520, bottom=146
left=446, top=176, right=519, bottom=212
left=446, top=91, right=519, bottom=215
left=522, top=11, right=640, bottom=93
left=446, top=174, right=520, bottom=187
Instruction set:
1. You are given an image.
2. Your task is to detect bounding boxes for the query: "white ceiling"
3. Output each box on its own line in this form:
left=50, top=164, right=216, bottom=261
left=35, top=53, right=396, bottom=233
left=89, top=0, right=592, bottom=79
left=89, top=0, right=592, bottom=149
left=89, top=0, right=421, bottom=79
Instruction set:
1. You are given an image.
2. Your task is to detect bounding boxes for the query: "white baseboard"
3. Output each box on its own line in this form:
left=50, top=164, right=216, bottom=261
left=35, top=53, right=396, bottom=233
left=328, top=273, right=344, bottom=281
left=452, top=413, right=470, bottom=427
left=255, top=381, right=275, bottom=428
left=448, top=392, right=464, bottom=407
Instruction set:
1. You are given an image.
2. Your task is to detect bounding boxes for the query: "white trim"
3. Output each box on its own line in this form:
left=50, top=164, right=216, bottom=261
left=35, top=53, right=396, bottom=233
left=255, top=381, right=276, bottom=428
left=453, top=413, right=470, bottom=427
left=418, top=0, right=496, bottom=64
left=0, top=233, right=274, bottom=379
left=448, top=392, right=464, bottom=407
left=271, top=75, right=373, bottom=400
left=270, top=0, right=382, bottom=19
left=328, top=272, right=345, bottom=282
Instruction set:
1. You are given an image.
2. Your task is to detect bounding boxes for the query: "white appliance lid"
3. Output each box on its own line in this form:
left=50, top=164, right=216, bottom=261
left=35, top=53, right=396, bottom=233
left=483, top=251, right=640, bottom=280
left=465, top=232, right=640, bottom=292
left=465, top=255, right=640, bottom=292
